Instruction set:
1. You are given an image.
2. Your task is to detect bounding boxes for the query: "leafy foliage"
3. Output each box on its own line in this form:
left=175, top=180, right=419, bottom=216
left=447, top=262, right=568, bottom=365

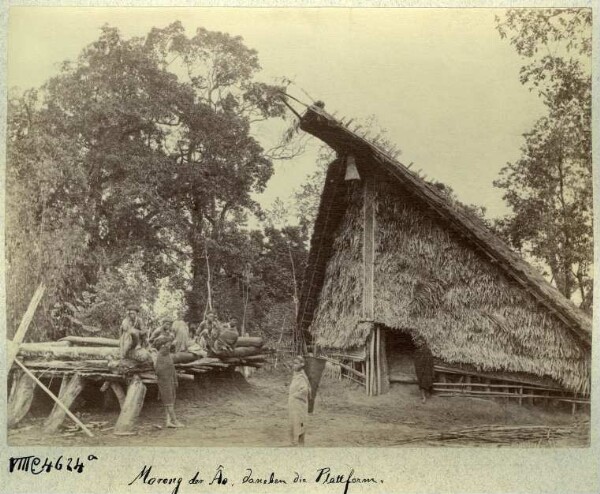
left=495, top=9, right=592, bottom=310
left=6, top=23, right=302, bottom=339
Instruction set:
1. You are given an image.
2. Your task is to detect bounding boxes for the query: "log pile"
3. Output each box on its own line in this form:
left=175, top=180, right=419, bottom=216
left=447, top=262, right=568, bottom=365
left=15, top=336, right=270, bottom=382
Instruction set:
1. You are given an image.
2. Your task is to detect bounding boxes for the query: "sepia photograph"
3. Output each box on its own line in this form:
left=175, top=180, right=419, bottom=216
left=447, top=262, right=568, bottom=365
left=3, top=4, right=594, bottom=463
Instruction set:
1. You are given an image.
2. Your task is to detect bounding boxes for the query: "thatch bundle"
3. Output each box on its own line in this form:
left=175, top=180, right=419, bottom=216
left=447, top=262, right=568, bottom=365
left=309, top=175, right=590, bottom=394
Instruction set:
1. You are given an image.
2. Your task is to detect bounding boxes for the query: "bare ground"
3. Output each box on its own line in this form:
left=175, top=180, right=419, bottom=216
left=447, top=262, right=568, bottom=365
left=8, top=367, right=589, bottom=447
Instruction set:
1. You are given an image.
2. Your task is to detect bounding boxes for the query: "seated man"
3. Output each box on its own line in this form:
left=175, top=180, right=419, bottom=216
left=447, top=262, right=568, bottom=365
left=171, top=320, right=190, bottom=353
left=150, top=317, right=175, bottom=345
left=213, top=318, right=238, bottom=355
left=188, top=321, right=200, bottom=339
left=119, top=305, right=147, bottom=359
left=197, top=310, right=220, bottom=353
left=228, top=317, right=240, bottom=336
left=197, top=310, right=218, bottom=337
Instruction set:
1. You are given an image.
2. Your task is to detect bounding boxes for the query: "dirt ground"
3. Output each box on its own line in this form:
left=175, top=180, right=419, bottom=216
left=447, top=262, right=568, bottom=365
left=8, top=366, right=590, bottom=447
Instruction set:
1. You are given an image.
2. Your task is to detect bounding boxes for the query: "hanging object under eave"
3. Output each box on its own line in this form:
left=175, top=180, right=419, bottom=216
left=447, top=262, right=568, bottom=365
left=344, top=154, right=361, bottom=181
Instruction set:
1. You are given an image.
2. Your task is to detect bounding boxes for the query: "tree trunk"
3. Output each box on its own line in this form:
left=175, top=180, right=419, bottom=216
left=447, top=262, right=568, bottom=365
left=44, top=374, right=85, bottom=433
left=186, top=203, right=207, bottom=323
left=187, top=248, right=206, bottom=323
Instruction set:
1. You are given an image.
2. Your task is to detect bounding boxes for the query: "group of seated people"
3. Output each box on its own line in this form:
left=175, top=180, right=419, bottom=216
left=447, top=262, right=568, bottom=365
left=119, top=306, right=239, bottom=361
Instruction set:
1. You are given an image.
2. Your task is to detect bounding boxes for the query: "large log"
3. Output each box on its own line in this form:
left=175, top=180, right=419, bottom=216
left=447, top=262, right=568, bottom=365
left=220, top=355, right=267, bottom=364
left=44, top=373, right=85, bottom=433
left=235, top=336, right=263, bottom=348
left=114, top=377, right=147, bottom=434
left=18, top=344, right=119, bottom=360
left=176, top=358, right=222, bottom=367
left=8, top=371, right=36, bottom=428
left=59, top=336, right=120, bottom=347
left=221, top=346, right=263, bottom=358
left=16, top=341, right=72, bottom=349
left=22, top=359, right=111, bottom=370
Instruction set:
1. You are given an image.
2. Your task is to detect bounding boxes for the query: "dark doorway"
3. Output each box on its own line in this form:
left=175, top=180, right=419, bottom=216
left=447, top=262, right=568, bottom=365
left=385, top=330, right=417, bottom=383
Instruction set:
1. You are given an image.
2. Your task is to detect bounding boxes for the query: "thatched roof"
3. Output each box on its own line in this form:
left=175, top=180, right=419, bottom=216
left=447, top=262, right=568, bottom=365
left=297, top=105, right=592, bottom=348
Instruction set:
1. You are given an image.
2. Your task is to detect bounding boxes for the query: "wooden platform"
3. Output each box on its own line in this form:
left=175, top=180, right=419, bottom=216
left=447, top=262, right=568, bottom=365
left=8, top=337, right=270, bottom=434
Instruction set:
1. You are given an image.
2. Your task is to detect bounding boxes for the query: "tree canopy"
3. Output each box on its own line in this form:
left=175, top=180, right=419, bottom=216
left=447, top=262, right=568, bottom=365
left=6, top=22, right=305, bottom=339
left=494, top=9, right=592, bottom=310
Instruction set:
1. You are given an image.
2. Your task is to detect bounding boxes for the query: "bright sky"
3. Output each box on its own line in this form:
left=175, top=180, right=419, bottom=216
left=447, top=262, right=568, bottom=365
left=8, top=7, right=548, bottom=221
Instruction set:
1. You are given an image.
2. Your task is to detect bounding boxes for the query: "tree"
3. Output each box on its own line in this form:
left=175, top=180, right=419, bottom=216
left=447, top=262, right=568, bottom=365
left=142, top=22, right=289, bottom=321
left=494, top=9, right=592, bottom=310
left=6, top=22, right=295, bottom=336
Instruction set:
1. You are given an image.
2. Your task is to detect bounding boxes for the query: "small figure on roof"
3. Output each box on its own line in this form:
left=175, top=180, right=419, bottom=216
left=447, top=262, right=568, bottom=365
left=150, top=317, right=175, bottom=345
left=413, top=335, right=434, bottom=404
left=153, top=335, right=184, bottom=428
left=119, top=305, right=148, bottom=359
left=288, top=355, right=311, bottom=447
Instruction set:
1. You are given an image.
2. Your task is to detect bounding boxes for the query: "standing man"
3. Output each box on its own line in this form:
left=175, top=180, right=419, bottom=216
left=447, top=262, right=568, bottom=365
left=413, top=335, right=434, bottom=404
left=153, top=335, right=184, bottom=428
left=119, top=305, right=147, bottom=359
left=288, top=355, right=311, bottom=447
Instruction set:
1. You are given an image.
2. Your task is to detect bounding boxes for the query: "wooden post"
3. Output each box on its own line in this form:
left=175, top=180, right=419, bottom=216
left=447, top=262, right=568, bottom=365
left=378, top=328, right=390, bottom=394
left=114, top=376, right=147, bottom=434
left=365, top=344, right=370, bottom=396
left=362, top=176, right=375, bottom=321
left=13, top=359, right=93, bottom=436
left=8, top=371, right=36, bottom=428
left=363, top=176, right=378, bottom=396
left=110, top=383, right=126, bottom=409
left=44, top=374, right=85, bottom=433
left=465, top=375, right=472, bottom=393
left=7, top=283, right=46, bottom=370
left=369, top=332, right=376, bottom=395
left=518, top=386, right=523, bottom=406
left=375, top=329, right=381, bottom=394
